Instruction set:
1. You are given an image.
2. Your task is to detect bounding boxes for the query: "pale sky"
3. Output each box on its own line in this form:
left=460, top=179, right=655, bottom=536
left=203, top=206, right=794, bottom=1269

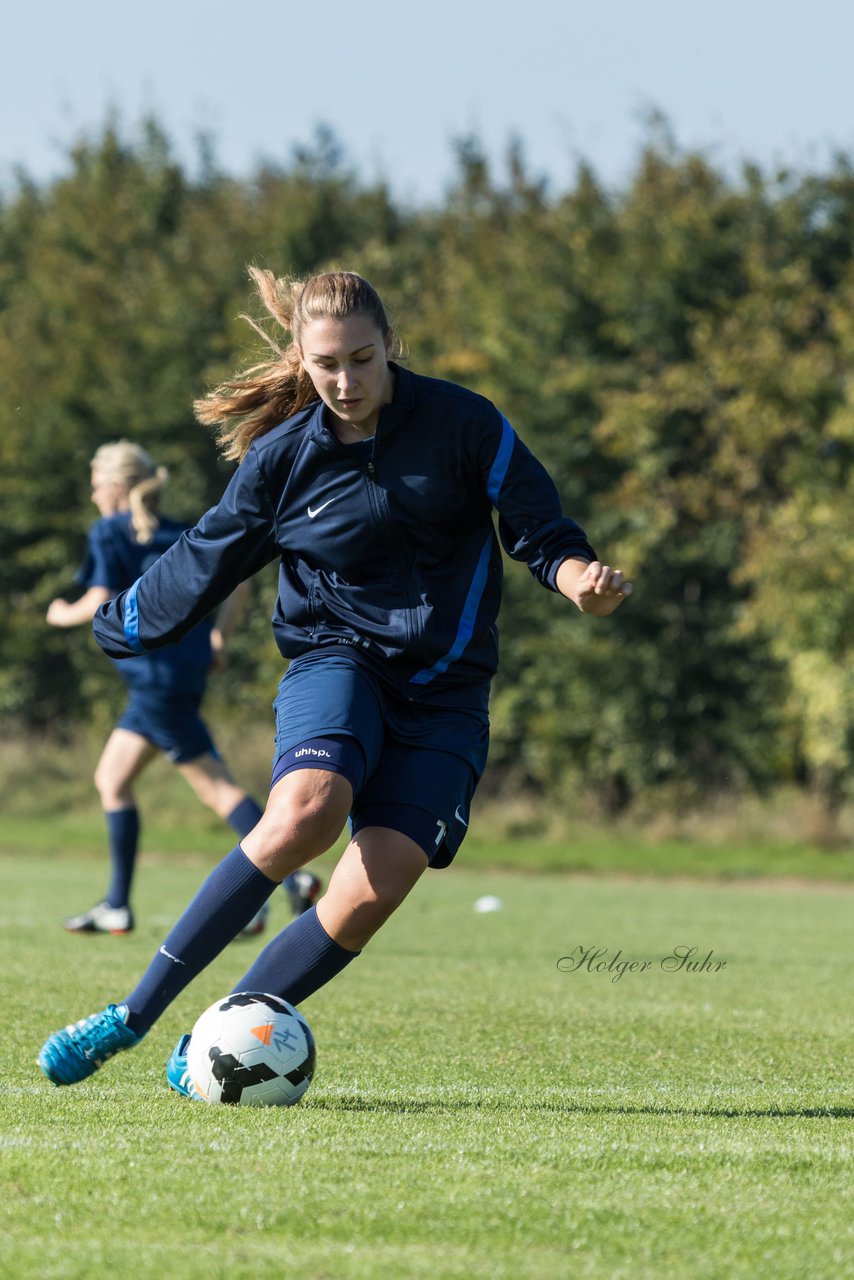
left=4, top=0, right=854, bottom=200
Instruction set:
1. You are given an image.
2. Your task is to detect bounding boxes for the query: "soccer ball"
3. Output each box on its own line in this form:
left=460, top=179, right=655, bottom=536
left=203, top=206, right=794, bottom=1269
left=186, top=991, right=316, bottom=1106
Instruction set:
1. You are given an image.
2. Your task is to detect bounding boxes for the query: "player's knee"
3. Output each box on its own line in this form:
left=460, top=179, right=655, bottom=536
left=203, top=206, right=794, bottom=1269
left=260, top=792, right=346, bottom=860
left=242, top=771, right=350, bottom=869
left=94, top=765, right=122, bottom=806
left=293, top=793, right=347, bottom=853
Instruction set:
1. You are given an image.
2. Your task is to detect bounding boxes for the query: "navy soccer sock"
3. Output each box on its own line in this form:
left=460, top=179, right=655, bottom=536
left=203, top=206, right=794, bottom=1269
left=226, top=796, right=264, bottom=838
left=231, top=906, right=359, bottom=1007
left=123, top=845, right=276, bottom=1033
left=104, top=807, right=140, bottom=909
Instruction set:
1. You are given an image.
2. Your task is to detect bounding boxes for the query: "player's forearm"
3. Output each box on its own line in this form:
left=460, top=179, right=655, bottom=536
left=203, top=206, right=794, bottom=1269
left=555, top=557, right=593, bottom=609
left=46, top=588, right=112, bottom=628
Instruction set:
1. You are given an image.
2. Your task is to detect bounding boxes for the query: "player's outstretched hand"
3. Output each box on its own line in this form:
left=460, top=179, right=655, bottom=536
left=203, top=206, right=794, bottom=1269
left=575, top=561, right=633, bottom=616
left=46, top=598, right=71, bottom=626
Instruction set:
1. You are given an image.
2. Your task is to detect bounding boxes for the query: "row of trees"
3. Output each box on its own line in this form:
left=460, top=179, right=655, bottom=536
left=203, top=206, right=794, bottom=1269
left=2, top=120, right=852, bottom=813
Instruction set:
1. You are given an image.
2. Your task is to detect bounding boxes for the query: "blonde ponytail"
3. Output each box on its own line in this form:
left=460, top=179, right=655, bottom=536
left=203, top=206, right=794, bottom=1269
left=127, top=465, right=169, bottom=543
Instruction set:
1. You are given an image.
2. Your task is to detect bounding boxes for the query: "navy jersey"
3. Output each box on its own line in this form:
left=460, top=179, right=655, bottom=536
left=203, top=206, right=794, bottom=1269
left=93, top=367, right=596, bottom=704
left=79, top=512, right=213, bottom=697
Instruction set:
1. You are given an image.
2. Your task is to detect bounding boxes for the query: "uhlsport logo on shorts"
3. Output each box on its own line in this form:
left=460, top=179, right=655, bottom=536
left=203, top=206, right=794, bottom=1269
left=294, top=747, right=332, bottom=759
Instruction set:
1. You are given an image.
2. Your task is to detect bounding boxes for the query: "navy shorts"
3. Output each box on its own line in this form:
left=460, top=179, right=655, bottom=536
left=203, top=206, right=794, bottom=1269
left=117, top=690, right=218, bottom=765
left=271, top=651, right=490, bottom=867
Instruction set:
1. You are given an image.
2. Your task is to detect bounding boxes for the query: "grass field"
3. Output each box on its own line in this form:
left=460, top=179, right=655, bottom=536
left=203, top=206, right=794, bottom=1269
left=1, top=852, right=852, bottom=1279
left=3, top=807, right=854, bottom=883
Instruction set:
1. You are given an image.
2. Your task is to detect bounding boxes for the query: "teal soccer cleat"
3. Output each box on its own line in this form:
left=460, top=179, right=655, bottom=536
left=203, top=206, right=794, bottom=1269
left=166, top=1034, right=204, bottom=1100
left=37, top=1004, right=143, bottom=1086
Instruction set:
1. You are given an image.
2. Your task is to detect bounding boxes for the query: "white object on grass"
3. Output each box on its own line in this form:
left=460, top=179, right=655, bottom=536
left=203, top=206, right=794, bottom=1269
left=474, top=895, right=504, bottom=913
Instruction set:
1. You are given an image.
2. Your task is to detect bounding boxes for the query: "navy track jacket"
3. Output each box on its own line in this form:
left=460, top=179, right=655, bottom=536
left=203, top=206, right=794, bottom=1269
left=94, top=366, right=596, bottom=702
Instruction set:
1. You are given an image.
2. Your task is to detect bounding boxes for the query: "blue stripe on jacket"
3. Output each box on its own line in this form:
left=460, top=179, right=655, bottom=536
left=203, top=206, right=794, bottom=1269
left=122, top=579, right=148, bottom=654
left=409, top=535, right=494, bottom=686
left=409, top=420, right=515, bottom=686
left=487, top=417, right=515, bottom=503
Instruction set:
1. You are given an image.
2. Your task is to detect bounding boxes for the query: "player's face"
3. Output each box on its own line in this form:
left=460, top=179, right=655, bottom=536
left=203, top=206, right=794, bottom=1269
left=299, top=315, right=393, bottom=440
left=90, top=467, right=126, bottom=517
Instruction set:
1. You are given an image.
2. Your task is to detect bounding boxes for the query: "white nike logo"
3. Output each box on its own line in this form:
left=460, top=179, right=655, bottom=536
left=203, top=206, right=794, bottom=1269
left=454, top=806, right=469, bottom=827
left=159, top=945, right=185, bottom=965
left=307, top=497, right=339, bottom=519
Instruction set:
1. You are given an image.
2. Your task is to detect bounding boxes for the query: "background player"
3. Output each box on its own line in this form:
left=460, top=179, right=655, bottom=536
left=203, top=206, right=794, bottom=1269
left=46, top=440, right=320, bottom=937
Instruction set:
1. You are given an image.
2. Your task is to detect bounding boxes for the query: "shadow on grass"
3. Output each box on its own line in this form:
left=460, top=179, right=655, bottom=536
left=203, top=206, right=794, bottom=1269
left=309, top=1094, right=854, bottom=1120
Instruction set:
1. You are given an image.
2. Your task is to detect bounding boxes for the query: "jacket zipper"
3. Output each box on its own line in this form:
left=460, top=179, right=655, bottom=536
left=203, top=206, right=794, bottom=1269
left=363, top=451, right=418, bottom=645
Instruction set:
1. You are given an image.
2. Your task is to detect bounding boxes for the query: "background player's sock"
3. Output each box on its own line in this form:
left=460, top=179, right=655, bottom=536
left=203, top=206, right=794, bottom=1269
left=226, top=796, right=264, bottom=837
left=104, top=807, right=140, bottom=909
left=230, top=906, right=358, bottom=1006
left=123, top=845, right=276, bottom=1033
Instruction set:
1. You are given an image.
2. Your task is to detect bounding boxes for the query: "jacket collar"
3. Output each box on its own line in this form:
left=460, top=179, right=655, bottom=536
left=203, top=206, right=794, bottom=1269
left=309, top=362, right=416, bottom=452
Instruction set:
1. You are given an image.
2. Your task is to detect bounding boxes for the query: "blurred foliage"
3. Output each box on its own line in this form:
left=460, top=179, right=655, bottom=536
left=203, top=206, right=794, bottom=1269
left=2, top=118, right=853, bottom=816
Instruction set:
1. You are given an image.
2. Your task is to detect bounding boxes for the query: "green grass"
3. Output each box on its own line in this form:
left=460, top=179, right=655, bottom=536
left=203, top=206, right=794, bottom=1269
left=3, top=809, right=854, bottom=883
left=1, top=853, right=852, bottom=1278
left=3, top=728, right=854, bottom=882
